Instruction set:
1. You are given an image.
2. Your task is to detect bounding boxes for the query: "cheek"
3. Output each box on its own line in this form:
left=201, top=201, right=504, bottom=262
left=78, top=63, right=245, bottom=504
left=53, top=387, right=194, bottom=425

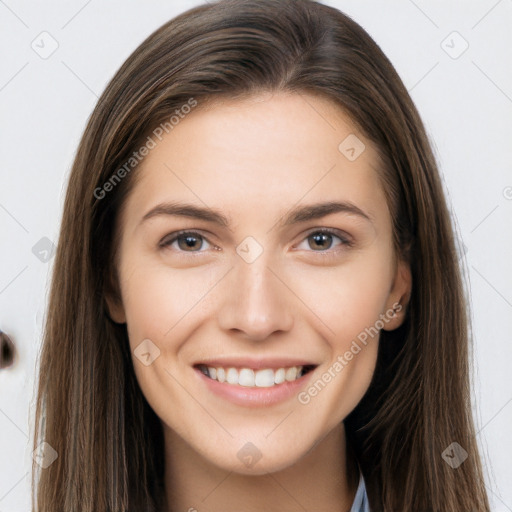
left=301, top=341, right=379, bottom=433
left=289, top=250, right=391, bottom=420
left=289, top=249, right=394, bottom=342
left=119, top=259, right=214, bottom=343
left=295, top=267, right=385, bottom=427
left=118, top=262, right=206, bottom=420
left=118, top=259, right=223, bottom=392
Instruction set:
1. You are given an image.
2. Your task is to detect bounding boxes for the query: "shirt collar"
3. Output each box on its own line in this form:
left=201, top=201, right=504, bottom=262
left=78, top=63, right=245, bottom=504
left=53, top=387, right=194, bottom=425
left=349, top=471, right=370, bottom=512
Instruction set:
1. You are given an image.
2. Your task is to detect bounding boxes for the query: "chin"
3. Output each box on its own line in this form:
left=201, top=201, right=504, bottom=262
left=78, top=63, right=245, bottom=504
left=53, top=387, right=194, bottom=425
left=203, top=436, right=314, bottom=477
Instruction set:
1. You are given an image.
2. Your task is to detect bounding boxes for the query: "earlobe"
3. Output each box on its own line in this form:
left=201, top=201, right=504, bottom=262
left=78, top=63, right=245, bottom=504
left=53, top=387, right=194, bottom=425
left=383, top=259, right=412, bottom=331
left=105, top=295, right=127, bottom=324
left=104, top=267, right=127, bottom=324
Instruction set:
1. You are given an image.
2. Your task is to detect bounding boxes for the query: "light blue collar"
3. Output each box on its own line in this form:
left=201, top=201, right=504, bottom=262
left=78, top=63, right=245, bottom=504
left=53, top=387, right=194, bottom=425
left=349, top=472, right=370, bottom=512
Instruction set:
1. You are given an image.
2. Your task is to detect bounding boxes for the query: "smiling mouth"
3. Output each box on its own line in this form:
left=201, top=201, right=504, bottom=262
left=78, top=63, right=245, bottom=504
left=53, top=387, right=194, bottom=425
left=195, top=364, right=317, bottom=388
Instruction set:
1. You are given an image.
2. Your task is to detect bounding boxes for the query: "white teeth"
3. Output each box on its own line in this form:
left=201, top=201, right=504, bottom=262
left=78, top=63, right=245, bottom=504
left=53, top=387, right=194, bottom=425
left=238, top=368, right=255, bottom=387
left=254, top=369, right=275, bottom=387
left=274, top=368, right=286, bottom=384
left=285, top=366, right=298, bottom=382
left=200, top=364, right=308, bottom=387
left=226, top=368, right=238, bottom=384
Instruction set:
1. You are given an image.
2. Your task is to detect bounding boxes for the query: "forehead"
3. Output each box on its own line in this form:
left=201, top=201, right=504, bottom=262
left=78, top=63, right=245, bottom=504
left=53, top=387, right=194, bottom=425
left=120, top=91, right=388, bottom=230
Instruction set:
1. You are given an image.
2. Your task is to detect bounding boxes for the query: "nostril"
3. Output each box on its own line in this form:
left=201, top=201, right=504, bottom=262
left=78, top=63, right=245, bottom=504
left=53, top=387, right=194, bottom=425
left=0, top=330, right=16, bottom=369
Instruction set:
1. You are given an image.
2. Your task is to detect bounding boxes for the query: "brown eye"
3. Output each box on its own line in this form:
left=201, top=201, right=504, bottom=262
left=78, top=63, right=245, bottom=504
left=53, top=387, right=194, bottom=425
left=160, top=231, right=213, bottom=253
left=308, top=232, right=336, bottom=250
left=177, top=233, right=203, bottom=251
left=296, top=229, right=351, bottom=253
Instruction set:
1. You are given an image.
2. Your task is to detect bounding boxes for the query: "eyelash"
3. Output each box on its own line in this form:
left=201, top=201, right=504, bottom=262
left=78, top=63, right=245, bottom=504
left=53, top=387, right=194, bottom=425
left=159, top=228, right=353, bottom=259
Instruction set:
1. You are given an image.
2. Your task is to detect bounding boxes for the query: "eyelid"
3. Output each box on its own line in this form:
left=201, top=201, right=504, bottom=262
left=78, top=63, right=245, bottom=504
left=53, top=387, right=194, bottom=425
left=159, top=230, right=216, bottom=252
left=293, top=227, right=353, bottom=252
left=301, top=227, right=352, bottom=243
left=159, top=227, right=353, bottom=254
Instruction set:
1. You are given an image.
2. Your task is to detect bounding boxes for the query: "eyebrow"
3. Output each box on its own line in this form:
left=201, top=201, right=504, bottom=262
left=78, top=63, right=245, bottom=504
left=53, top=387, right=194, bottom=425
left=139, top=200, right=373, bottom=229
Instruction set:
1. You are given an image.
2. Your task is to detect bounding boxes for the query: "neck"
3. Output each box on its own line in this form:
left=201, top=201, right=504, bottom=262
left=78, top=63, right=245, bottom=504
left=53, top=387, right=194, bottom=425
left=163, top=422, right=359, bottom=512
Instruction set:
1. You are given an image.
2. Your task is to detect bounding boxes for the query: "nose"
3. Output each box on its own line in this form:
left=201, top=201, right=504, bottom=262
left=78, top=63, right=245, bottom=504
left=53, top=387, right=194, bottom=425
left=217, top=252, right=294, bottom=342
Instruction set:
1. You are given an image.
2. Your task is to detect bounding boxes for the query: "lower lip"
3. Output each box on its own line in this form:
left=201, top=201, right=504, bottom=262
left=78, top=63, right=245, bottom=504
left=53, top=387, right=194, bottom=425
left=194, top=367, right=315, bottom=407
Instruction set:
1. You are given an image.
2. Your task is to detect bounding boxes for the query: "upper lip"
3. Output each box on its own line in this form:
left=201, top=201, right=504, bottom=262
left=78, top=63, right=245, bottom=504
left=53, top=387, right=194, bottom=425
left=193, top=357, right=318, bottom=370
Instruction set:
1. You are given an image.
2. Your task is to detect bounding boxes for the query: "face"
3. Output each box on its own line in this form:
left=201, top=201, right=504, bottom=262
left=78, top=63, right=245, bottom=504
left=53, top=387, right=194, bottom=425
left=106, top=91, right=411, bottom=475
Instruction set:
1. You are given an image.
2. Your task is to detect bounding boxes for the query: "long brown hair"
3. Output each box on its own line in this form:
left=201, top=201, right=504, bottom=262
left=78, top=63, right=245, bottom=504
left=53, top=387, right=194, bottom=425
left=32, top=0, right=490, bottom=510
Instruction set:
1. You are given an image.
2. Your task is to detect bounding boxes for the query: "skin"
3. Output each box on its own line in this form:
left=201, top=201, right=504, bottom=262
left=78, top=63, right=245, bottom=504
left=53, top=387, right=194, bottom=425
left=106, top=91, right=411, bottom=512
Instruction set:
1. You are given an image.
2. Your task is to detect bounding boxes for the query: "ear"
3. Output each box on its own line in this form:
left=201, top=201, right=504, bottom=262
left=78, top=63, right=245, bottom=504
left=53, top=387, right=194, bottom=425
left=382, top=258, right=412, bottom=331
left=105, top=294, right=127, bottom=324
left=104, top=272, right=126, bottom=324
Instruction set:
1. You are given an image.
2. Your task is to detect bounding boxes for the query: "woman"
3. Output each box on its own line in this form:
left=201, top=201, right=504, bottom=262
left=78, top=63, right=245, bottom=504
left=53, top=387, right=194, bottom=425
left=32, top=0, right=490, bottom=510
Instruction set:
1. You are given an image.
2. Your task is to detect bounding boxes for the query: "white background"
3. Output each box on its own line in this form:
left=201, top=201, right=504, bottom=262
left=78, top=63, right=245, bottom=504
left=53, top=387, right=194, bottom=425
left=0, top=0, right=511, bottom=510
